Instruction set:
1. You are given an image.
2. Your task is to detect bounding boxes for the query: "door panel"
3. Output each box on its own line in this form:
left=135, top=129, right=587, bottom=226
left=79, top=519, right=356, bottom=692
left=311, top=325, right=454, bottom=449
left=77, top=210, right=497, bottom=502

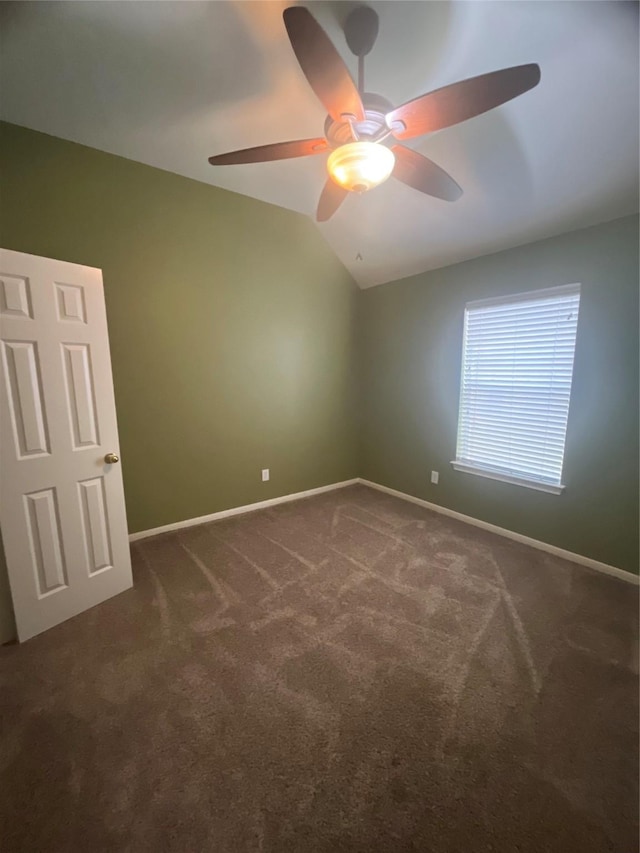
left=0, top=249, right=133, bottom=641
left=2, top=340, right=51, bottom=457
left=0, top=274, right=33, bottom=319
left=55, top=282, right=87, bottom=324
left=78, top=476, right=113, bottom=575
left=25, top=487, right=68, bottom=594
left=62, top=343, right=100, bottom=448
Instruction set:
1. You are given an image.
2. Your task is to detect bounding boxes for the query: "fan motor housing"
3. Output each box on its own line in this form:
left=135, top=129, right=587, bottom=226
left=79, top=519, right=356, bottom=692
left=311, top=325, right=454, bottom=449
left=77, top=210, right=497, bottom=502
left=324, top=93, right=394, bottom=147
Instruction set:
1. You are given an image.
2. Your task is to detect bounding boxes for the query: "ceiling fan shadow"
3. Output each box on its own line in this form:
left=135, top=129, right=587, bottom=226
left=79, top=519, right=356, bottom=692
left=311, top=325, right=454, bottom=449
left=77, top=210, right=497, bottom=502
left=312, top=0, right=455, bottom=108
left=419, top=107, right=535, bottom=220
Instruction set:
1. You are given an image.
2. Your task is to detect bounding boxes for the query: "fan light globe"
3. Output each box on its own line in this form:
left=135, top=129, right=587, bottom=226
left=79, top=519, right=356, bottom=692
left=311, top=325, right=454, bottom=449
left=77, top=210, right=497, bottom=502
left=327, top=141, right=395, bottom=193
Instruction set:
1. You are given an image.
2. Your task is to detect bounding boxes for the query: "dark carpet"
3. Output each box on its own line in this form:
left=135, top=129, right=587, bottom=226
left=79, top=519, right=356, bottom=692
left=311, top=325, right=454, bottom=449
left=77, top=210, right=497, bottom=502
left=1, top=484, right=638, bottom=852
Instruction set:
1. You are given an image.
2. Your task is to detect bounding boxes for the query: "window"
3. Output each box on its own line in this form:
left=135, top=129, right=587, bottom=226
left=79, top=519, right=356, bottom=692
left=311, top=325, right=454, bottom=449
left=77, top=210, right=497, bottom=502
left=452, top=284, right=580, bottom=494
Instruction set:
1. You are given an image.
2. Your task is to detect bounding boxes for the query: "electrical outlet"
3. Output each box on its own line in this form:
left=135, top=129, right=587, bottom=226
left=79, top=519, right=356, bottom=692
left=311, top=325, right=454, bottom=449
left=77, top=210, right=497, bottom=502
left=262, top=468, right=270, bottom=482
left=431, top=471, right=439, bottom=485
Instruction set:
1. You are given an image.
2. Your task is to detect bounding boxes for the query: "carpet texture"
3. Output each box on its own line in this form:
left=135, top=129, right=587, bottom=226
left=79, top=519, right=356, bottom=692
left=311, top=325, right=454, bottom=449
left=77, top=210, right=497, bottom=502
left=1, top=484, right=638, bottom=852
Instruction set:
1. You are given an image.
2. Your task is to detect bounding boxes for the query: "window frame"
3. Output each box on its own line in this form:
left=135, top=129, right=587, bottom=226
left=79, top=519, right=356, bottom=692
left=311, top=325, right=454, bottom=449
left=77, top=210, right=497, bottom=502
left=451, top=283, right=581, bottom=495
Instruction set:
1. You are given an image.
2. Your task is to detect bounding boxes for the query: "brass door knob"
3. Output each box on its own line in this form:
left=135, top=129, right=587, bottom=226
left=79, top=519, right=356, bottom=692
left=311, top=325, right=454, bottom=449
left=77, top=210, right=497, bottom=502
left=104, top=452, right=119, bottom=464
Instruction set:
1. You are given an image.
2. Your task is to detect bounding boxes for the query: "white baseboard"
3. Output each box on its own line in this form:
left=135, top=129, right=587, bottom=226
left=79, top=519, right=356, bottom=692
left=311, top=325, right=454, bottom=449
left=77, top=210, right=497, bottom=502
left=128, top=475, right=639, bottom=586
left=128, top=479, right=360, bottom=542
left=358, top=478, right=639, bottom=585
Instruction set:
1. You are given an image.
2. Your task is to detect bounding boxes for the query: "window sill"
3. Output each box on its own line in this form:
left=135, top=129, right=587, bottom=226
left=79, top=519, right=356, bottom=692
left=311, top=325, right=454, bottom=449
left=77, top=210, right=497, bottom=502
left=450, top=461, right=565, bottom=495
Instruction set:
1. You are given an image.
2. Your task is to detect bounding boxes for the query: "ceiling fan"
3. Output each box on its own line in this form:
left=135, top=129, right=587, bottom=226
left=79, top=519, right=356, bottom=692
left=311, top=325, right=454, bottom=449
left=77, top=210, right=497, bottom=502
left=208, top=5, right=541, bottom=222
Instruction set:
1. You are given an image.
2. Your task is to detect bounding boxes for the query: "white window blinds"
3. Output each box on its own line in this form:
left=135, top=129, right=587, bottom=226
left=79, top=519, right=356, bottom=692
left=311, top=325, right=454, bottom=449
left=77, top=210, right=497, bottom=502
left=453, top=284, right=580, bottom=494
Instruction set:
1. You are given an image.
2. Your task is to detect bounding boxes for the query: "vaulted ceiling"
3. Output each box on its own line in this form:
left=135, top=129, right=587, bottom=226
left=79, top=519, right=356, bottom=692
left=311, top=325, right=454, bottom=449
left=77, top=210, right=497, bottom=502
left=1, top=1, right=638, bottom=287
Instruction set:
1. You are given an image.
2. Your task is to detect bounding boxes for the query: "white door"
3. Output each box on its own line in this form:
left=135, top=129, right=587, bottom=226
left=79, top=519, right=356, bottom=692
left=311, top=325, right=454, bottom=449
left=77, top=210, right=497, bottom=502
left=0, top=249, right=132, bottom=642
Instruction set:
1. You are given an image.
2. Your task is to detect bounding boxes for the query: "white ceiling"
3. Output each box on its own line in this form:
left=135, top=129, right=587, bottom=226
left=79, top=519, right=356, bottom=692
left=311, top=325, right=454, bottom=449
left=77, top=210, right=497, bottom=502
left=1, top=1, right=638, bottom=288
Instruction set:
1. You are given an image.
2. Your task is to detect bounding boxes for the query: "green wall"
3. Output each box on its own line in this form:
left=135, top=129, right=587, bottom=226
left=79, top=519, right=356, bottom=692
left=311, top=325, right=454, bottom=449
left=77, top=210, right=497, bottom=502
left=0, top=121, right=358, bottom=533
left=359, top=215, right=640, bottom=574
